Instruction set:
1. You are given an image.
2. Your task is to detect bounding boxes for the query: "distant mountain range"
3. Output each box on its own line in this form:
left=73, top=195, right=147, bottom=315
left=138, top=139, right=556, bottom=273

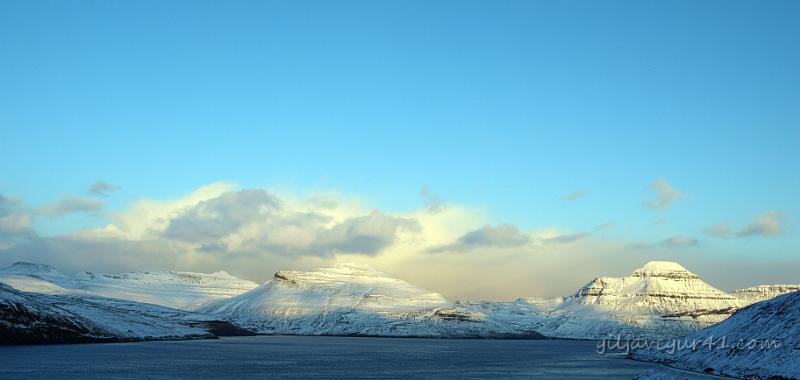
left=1, top=260, right=798, bottom=345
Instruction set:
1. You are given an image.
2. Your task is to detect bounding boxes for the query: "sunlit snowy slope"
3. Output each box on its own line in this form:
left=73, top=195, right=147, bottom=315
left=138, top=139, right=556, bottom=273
left=474, top=261, right=751, bottom=339
left=0, top=262, right=258, bottom=309
left=196, top=263, right=543, bottom=338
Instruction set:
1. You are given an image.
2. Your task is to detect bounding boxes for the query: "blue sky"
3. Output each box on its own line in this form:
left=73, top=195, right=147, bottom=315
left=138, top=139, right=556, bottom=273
left=0, top=1, right=798, bottom=296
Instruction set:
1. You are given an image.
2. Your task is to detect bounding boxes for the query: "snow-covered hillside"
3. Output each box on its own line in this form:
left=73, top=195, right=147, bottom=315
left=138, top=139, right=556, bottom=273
left=630, top=290, right=800, bottom=379
left=196, top=263, right=543, bottom=338
left=733, top=284, right=800, bottom=304
left=474, top=261, right=747, bottom=339
left=3, top=259, right=796, bottom=342
left=0, top=283, right=251, bottom=344
left=0, top=262, right=258, bottom=309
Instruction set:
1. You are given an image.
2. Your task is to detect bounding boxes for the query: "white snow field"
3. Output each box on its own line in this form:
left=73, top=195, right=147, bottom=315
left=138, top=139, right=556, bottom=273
left=472, top=261, right=762, bottom=339
left=196, top=263, right=543, bottom=338
left=0, top=261, right=258, bottom=309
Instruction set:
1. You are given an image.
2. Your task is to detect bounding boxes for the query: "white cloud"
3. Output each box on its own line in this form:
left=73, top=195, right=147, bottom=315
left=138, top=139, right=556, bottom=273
left=109, top=181, right=238, bottom=239
left=152, top=189, right=419, bottom=256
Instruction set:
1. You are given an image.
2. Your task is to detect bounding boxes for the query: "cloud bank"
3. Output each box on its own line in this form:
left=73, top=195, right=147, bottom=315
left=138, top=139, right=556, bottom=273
left=0, top=183, right=793, bottom=300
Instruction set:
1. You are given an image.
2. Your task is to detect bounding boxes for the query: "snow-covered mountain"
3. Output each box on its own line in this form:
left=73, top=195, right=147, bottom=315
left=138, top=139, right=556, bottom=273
left=3, top=259, right=795, bottom=343
left=733, top=284, right=800, bottom=304
left=0, top=283, right=250, bottom=344
left=630, top=290, right=800, bottom=379
left=474, top=261, right=747, bottom=339
left=196, top=263, right=543, bottom=338
left=0, top=262, right=259, bottom=309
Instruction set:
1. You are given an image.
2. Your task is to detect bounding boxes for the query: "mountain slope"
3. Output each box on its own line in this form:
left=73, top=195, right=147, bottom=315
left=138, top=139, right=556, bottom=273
left=630, top=290, right=800, bottom=379
left=196, top=263, right=543, bottom=338
left=0, top=262, right=259, bottom=310
left=475, top=261, right=746, bottom=339
left=0, top=283, right=249, bottom=344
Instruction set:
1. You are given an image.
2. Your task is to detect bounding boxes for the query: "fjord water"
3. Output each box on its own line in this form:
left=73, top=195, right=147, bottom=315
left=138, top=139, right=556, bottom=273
left=0, top=336, right=656, bottom=379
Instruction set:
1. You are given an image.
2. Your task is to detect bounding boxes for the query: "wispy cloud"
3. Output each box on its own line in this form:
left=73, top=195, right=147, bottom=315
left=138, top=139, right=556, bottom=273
left=420, top=186, right=445, bottom=214
left=704, top=224, right=731, bottom=238
left=630, top=235, right=699, bottom=250
left=41, top=197, right=104, bottom=217
left=561, top=191, right=590, bottom=201
left=544, top=232, right=591, bottom=244
left=541, top=223, right=612, bottom=245
left=737, top=211, right=786, bottom=238
left=593, top=222, right=614, bottom=231
left=643, top=178, right=683, bottom=209
left=658, top=235, right=699, bottom=248
left=88, top=181, right=119, bottom=196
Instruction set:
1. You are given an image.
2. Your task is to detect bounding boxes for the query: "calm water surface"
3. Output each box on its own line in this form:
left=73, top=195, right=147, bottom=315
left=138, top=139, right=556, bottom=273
left=0, top=336, right=657, bottom=379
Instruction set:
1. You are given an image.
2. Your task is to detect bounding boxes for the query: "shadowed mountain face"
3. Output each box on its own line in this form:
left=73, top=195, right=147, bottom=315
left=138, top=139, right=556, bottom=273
left=0, top=282, right=254, bottom=345
left=0, top=283, right=106, bottom=344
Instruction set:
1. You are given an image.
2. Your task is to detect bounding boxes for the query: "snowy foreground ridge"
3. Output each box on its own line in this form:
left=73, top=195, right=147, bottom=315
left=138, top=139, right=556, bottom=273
left=631, top=290, right=800, bottom=380
left=1, top=260, right=799, bottom=344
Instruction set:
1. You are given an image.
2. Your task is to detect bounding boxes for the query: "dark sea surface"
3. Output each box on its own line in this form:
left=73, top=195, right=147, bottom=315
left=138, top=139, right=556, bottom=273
left=0, top=336, right=658, bottom=379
